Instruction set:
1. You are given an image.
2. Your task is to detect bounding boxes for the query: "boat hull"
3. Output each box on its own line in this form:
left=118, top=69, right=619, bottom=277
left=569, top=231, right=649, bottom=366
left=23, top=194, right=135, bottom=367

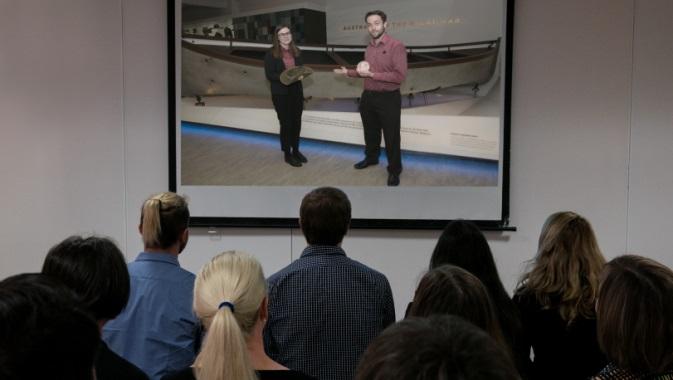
left=181, top=41, right=498, bottom=99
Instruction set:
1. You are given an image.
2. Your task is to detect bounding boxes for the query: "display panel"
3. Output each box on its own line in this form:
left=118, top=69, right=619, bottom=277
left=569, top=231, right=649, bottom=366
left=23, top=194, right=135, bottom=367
left=169, top=0, right=514, bottom=228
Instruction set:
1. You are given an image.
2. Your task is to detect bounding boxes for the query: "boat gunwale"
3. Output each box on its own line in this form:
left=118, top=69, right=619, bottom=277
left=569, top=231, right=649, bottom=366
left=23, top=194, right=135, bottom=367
left=182, top=38, right=500, bottom=71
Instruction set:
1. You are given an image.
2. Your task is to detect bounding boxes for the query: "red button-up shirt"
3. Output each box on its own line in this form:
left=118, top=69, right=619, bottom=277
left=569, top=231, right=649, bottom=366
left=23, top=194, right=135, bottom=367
left=348, top=33, right=407, bottom=91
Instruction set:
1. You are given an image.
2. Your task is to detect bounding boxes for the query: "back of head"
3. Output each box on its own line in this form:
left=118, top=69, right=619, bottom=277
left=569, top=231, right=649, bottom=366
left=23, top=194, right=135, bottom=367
left=42, top=235, right=130, bottom=321
left=300, top=187, right=351, bottom=246
left=193, top=251, right=267, bottom=380
left=0, top=273, right=99, bottom=380
left=429, top=221, right=522, bottom=351
left=408, top=265, right=506, bottom=346
left=355, top=315, right=520, bottom=380
left=597, top=255, right=673, bottom=374
left=518, top=211, right=606, bottom=322
left=140, top=192, right=190, bottom=250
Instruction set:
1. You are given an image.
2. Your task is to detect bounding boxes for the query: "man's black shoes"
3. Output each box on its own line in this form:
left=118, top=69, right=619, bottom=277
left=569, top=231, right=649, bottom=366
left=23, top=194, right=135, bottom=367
left=354, top=159, right=379, bottom=169
left=284, top=152, right=302, bottom=167
left=293, top=150, right=308, bottom=163
left=387, top=173, right=400, bottom=186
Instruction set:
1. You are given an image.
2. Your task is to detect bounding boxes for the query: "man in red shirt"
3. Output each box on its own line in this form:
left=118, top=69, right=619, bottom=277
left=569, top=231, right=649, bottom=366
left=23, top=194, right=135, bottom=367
left=335, top=10, right=408, bottom=186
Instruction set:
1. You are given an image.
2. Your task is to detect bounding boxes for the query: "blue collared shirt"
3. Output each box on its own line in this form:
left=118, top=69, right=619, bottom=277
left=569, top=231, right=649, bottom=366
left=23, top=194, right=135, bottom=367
left=102, top=252, right=198, bottom=380
left=263, top=245, right=396, bottom=380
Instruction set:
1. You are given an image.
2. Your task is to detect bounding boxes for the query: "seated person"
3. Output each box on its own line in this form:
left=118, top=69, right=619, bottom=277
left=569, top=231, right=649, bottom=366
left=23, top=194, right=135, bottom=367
left=163, top=251, right=314, bottom=380
left=592, top=255, right=673, bottom=379
left=0, top=273, right=99, bottom=380
left=355, top=315, right=520, bottom=380
left=264, top=187, right=395, bottom=380
left=42, top=235, right=149, bottom=380
left=422, top=220, right=528, bottom=377
left=407, top=264, right=508, bottom=350
left=103, top=192, right=199, bottom=380
left=514, top=211, right=607, bottom=380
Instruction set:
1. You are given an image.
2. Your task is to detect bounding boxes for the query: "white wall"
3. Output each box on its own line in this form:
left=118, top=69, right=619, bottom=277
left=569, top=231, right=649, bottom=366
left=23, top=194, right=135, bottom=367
left=2, top=0, right=672, bottom=320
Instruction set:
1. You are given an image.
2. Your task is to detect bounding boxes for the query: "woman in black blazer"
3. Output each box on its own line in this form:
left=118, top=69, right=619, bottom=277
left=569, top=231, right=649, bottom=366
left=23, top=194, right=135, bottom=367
left=264, top=25, right=306, bottom=167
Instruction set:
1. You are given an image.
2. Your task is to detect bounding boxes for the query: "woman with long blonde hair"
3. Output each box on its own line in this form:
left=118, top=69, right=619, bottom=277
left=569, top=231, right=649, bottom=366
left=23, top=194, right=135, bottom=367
left=514, top=211, right=607, bottom=380
left=163, top=251, right=314, bottom=380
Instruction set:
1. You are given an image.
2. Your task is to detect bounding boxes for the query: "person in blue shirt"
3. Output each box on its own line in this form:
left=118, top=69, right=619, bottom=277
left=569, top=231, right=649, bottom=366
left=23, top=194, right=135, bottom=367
left=103, top=192, right=199, bottom=380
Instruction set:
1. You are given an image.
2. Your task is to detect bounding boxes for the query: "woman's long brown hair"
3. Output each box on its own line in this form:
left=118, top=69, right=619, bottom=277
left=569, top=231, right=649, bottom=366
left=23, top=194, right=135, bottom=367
left=271, top=25, right=300, bottom=59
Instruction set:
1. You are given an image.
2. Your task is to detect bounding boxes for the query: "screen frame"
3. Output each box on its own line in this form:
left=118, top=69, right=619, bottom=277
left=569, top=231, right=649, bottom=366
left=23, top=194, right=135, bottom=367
left=168, top=0, right=515, bottom=230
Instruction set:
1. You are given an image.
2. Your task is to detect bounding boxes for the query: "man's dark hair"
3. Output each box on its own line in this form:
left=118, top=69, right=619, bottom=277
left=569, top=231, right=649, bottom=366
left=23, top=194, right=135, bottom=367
left=365, top=10, right=387, bottom=23
left=42, top=235, right=130, bottom=320
left=0, top=273, right=99, bottom=380
left=355, top=315, right=520, bottom=380
left=299, top=187, right=351, bottom=246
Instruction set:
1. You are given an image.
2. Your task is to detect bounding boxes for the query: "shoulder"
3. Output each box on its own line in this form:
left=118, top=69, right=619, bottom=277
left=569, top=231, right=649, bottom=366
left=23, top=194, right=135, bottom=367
left=387, top=35, right=406, bottom=48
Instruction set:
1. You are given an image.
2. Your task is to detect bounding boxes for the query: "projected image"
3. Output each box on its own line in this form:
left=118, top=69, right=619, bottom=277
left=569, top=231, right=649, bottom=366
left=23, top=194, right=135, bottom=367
left=178, top=0, right=503, bottom=188
left=171, top=0, right=511, bottom=224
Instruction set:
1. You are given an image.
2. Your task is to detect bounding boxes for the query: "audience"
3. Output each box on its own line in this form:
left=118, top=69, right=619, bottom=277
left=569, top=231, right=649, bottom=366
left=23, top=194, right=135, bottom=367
left=13, top=196, right=673, bottom=380
left=514, top=211, right=606, bottom=380
left=592, top=255, right=673, bottom=379
left=423, top=220, right=529, bottom=377
left=164, top=251, right=315, bottom=380
left=408, top=264, right=507, bottom=348
left=355, top=315, right=521, bottom=380
left=263, top=187, right=395, bottom=380
left=0, top=273, right=100, bottom=380
left=103, top=192, right=200, bottom=380
left=42, top=235, right=149, bottom=380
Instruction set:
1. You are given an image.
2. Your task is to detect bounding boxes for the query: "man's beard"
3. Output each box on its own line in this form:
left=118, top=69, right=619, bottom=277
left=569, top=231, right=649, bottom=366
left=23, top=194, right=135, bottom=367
left=370, top=27, right=385, bottom=39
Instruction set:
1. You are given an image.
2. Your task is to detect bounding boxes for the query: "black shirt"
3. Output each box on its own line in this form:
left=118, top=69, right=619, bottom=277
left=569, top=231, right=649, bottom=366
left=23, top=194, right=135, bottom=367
left=514, top=290, right=606, bottom=380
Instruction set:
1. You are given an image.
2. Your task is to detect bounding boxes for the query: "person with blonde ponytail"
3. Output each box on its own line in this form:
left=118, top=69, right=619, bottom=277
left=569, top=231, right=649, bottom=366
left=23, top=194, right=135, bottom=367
left=513, top=211, right=607, bottom=380
left=163, top=251, right=315, bottom=380
left=103, top=192, right=199, bottom=380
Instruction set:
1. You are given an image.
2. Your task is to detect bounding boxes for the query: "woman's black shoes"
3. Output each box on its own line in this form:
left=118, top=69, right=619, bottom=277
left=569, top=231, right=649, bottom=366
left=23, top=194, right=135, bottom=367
left=293, top=150, right=308, bottom=163
left=284, top=152, right=302, bottom=167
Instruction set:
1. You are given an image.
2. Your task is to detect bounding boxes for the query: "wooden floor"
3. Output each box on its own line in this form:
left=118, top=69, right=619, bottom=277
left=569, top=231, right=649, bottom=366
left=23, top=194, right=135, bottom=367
left=181, top=124, right=498, bottom=187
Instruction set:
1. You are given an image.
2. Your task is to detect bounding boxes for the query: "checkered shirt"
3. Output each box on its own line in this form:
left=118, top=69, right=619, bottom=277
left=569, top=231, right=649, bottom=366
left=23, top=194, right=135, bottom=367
left=263, top=245, right=395, bottom=380
left=593, top=363, right=673, bottom=380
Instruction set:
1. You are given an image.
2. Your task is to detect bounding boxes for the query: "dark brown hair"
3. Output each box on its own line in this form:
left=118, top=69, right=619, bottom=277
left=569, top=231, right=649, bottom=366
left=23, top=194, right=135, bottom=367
left=299, top=187, right=351, bottom=246
left=408, top=265, right=507, bottom=349
left=271, top=25, right=300, bottom=59
left=43, top=235, right=130, bottom=321
left=355, top=315, right=520, bottom=380
left=597, top=255, right=673, bottom=374
left=365, top=10, right=387, bottom=23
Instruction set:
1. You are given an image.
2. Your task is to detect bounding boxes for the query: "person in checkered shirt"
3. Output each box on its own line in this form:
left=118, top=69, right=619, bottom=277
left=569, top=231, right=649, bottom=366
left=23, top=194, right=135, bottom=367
left=263, top=187, right=395, bottom=380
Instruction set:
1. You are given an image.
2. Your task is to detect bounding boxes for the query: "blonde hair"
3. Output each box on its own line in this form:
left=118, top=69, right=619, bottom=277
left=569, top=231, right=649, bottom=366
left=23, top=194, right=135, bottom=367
left=517, top=211, right=606, bottom=323
left=140, top=192, right=189, bottom=249
left=192, top=251, right=267, bottom=380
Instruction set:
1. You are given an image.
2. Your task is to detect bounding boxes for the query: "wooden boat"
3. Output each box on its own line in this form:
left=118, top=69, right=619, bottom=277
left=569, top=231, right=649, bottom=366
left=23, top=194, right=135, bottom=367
left=181, top=36, right=500, bottom=99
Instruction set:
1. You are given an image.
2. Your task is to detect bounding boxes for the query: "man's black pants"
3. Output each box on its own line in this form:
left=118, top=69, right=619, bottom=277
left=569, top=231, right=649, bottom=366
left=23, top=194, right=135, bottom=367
left=359, top=89, right=402, bottom=175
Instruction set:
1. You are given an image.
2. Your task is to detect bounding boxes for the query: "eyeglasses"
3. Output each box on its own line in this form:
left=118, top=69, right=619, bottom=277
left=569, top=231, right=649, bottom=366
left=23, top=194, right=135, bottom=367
left=278, top=32, right=291, bottom=36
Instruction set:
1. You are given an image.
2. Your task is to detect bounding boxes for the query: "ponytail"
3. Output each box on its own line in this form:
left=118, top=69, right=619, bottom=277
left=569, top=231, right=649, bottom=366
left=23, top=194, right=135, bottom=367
left=193, top=307, right=257, bottom=380
left=141, top=198, right=163, bottom=247
left=139, top=192, right=190, bottom=249
left=192, top=251, right=267, bottom=380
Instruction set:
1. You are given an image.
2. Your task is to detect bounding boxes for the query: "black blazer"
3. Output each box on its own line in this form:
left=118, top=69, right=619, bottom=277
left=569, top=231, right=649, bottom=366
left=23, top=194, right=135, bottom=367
left=264, top=49, right=304, bottom=95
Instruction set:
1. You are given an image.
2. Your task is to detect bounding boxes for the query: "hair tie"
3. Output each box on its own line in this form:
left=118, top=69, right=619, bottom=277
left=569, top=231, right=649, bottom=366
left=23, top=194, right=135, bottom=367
left=218, top=301, right=235, bottom=313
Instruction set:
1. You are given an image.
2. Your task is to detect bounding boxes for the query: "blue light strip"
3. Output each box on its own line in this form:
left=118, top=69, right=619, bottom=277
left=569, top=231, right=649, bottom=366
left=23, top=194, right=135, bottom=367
left=182, top=122, right=497, bottom=176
